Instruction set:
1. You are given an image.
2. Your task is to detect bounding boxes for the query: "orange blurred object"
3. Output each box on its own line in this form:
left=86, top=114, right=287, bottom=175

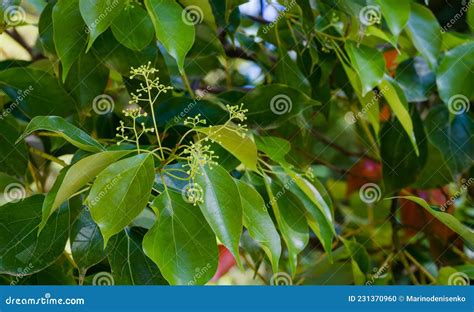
left=346, top=158, right=382, bottom=196
left=383, top=49, right=399, bottom=76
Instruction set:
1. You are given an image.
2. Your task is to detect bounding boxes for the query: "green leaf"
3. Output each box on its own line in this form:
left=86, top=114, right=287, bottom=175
left=70, top=209, right=107, bottom=273
left=143, top=189, right=218, bottom=285
left=379, top=77, right=418, bottom=155
left=42, top=151, right=132, bottom=229
left=278, top=167, right=335, bottom=256
left=381, top=108, right=427, bottom=194
left=395, top=58, right=435, bottom=102
left=0, top=195, right=69, bottom=275
left=345, top=41, right=385, bottom=96
left=425, top=105, right=473, bottom=175
left=376, top=0, right=410, bottom=38
left=264, top=177, right=308, bottom=275
left=195, top=164, right=243, bottom=266
left=405, top=3, right=441, bottom=70
left=436, top=42, right=474, bottom=104
left=111, top=4, right=154, bottom=51
left=341, top=237, right=370, bottom=285
left=38, top=3, right=56, bottom=55
left=79, top=0, right=127, bottom=51
left=0, top=67, right=76, bottom=117
left=178, top=0, right=217, bottom=31
left=0, top=114, right=28, bottom=177
left=65, top=51, right=110, bottom=109
left=52, top=0, right=87, bottom=81
left=108, top=227, right=167, bottom=285
left=397, top=196, right=474, bottom=250
left=196, top=126, right=258, bottom=171
left=88, top=153, right=155, bottom=246
left=254, top=136, right=291, bottom=163
left=235, top=180, right=281, bottom=273
left=145, top=0, right=195, bottom=72
left=239, top=84, right=320, bottom=128
left=17, top=116, right=104, bottom=153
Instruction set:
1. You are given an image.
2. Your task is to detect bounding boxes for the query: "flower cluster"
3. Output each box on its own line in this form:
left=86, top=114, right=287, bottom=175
left=116, top=108, right=154, bottom=146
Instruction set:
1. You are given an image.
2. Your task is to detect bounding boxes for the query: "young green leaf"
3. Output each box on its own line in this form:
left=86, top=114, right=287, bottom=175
left=41, top=150, right=133, bottom=229
left=196, top=126, right=258, bottom=171
left=345, top=41, right=385, bottom=96
left=17, top=116, right=104, bottom=153
left=195, top=164, right=243, bottom=266
left=235, top=180, right=281, bottom=273
left=88, top=153, right=155, bottom=246
left=376, top=0, right=410, bottom=38
left=143, top=189, right=218, bottom=285
left=145, top=0, right=195, bottom=72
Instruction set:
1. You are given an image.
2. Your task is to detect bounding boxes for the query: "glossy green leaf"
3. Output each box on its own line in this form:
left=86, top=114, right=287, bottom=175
left=196, top=126, right=258, bottom=171
left=195, top=164, right=243, bottom=265
left=395, top=58, right=435, bottom=102
left=0, top=67, right=76, bottom=117
left=17, top=116, right=104, bottom=153
left=239, top=84, right=320, bottom=128
left=38, top=3, right=56, bottom=55
left=0, top=195, right=69, bottom=275
left=379, top=77, right=418, bottom=155
left=425, top=105, right=473, bottom=175
left=345, top=41, right=385, bottom=96
left=406, top=3, right=441, bottom=69
left=376, top=0, right=410, bottom=38
left=145, top=0, right=195, bottom=72
left=88, top=153, right=155, bottom=246
left=79, top=0, right=127, bottom=51
left=341, top=237, right=370, bottom=285
left=381, top=108, right=427, bottom=194
left=265, top=178, right=308, bottom=275
left=436, top=42, right=474, bottom=103
left=235, top=180, right=281, bottom=272
left=70, top=209, right=107, bottom=273
left=42, top=151, right=132, bottom=228
left=52, top=0, right=87, bottom=81
left=108, top=227, right=167, bottom=285
left=397, top=196, right=474, bottom=250
left=143, top=189, right=218, bottom=285
left=111, top=4, right=154, bottom=51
